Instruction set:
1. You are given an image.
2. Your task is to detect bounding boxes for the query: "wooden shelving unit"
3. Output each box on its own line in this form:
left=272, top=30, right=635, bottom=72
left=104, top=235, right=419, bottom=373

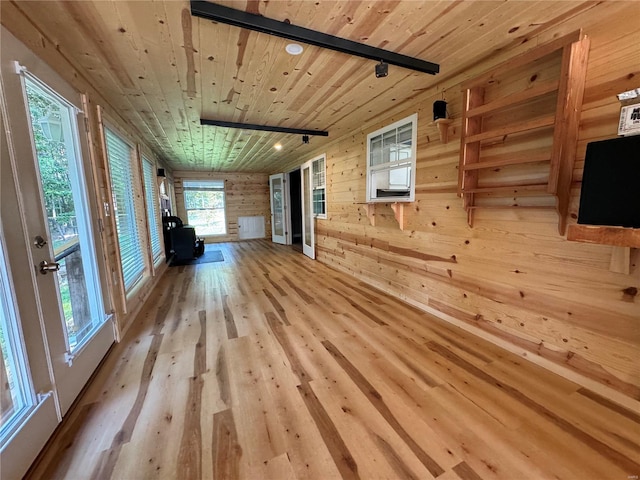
left=458, top=31, right=590, bottom=234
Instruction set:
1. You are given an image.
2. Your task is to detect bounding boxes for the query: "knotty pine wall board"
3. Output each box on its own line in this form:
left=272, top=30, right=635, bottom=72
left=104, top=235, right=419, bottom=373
left=307, top=3, right=640, bottom=403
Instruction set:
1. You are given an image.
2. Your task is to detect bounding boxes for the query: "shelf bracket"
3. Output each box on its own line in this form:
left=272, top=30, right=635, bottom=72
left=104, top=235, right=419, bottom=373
left=434, top=118, right=453, bottom=143
left=360, top=204, right=376, bottom=227
left=390, top=203, right=405, bottom=230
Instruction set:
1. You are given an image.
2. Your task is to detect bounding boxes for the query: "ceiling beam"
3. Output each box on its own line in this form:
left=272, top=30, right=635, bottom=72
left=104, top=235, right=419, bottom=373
left=200, top=119, right=329, bottom=136
left=191, top=1, right=440, bottom=75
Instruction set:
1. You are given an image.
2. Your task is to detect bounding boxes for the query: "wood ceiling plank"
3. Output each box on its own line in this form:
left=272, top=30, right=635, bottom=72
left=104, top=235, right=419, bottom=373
left=159, top=1, right=202, bottom=167
left=119, top=1, right=192, bottom=164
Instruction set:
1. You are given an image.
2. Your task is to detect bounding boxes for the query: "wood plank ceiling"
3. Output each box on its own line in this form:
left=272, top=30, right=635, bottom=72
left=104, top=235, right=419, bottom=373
left=7, top=1, right=595, bottom=173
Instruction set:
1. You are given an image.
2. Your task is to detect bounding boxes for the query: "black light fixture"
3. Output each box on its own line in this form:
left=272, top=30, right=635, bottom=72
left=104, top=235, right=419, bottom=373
left=200, top=118, right=328, bottom=137
left=433, top=100, right=447, bottom=121
left=375, top=60, right=388, bottom=78
left=302, top=135, right=310, bottom=144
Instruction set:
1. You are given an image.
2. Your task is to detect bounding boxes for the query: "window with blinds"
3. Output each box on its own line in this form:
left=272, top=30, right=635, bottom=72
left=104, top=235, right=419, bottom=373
left=104, top=128, right=144, bottom=291
left=183, top=179, right=226, bottom=235
left=142, top=157, right=162, bottom=261
left=311, top=155, right=326, bottom=218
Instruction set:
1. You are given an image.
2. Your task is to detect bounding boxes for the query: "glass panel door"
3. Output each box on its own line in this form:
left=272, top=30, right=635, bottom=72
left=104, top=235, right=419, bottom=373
left=2, top=35, right=114, bottom=423
left=269, top=173, right=287, bottom=245
left=301, top=163, right=315, bottom=259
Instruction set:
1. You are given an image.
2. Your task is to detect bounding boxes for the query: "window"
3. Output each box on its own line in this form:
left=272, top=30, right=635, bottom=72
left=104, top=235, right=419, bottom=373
left=366, top=113, right=417, bottom=202
left=312, top=155, right=326, bottom=218
left=142, top=157, right=162, bottom=261
left=183, top=180, right=226, bottom=235
left=104, top=128, right=144, bottom=291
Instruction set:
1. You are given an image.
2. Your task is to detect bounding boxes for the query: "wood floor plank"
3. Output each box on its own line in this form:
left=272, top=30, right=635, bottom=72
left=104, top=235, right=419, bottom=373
left=322, top=340, right=445, bottom=477
left=27, top=240, right=639, bottom=480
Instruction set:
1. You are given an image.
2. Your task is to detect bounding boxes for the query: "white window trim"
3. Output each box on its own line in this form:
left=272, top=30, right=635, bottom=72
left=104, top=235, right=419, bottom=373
left=366, top=113, right=417, bottom=203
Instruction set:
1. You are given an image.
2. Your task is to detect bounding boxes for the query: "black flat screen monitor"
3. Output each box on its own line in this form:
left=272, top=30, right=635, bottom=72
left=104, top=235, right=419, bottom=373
left=577, top=135, right=640, bottom=228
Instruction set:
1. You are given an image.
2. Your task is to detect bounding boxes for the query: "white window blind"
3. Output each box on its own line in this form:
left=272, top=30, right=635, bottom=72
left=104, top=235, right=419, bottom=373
left=142, top=158, right=162, bottom=260
left=104, top=128, right=144, bottom=291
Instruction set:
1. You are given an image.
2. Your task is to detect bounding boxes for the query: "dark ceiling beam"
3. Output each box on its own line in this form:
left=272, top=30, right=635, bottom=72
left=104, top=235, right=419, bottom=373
left=200, top=119, right=329, bottom=136
left=191, top=1, right=440, bottom=75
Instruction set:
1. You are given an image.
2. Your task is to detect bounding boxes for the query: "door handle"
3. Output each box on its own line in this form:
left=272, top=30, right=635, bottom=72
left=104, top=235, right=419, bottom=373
left=39, top=260, right=60, bottom=275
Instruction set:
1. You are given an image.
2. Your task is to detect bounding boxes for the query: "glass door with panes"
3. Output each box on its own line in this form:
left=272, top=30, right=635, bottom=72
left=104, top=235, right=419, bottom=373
left=269, top=173, right=287, bottom=244
left=0, top=27, right=113, bottom=478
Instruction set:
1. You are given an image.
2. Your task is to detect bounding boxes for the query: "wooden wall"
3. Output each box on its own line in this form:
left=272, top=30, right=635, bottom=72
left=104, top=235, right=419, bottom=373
left=312, top=2, right=640, bottom=405
left=173, top=171, right=271, bottom=243
left=1, top=5, right=172, bottom=336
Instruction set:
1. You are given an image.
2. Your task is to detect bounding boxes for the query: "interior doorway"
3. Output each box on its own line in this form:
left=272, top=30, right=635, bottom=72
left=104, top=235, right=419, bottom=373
left=287, top=169, right=302, bottom=252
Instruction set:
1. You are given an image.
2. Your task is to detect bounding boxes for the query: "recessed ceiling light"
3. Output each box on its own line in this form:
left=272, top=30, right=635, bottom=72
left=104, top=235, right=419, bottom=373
left=285, top=43, right=303, bottom=55
left=274, top=143, right=283, bottom=151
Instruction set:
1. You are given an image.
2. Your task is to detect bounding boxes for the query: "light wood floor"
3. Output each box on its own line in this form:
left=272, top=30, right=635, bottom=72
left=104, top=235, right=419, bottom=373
left=28, top=240, right=640, bottom=480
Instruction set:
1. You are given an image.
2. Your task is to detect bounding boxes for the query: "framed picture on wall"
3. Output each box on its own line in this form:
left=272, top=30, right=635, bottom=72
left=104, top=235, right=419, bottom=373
left=618, top=102, right=640, bottom=136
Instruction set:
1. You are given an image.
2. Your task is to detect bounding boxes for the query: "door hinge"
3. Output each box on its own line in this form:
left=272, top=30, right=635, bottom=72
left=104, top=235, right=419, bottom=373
left=37, top=390, right=53, bottom=403
left=64, top=351, right=76, bottom=366
left=98, top=217, right=104, bottom=232
left=13, top=61, right=27, bottom=75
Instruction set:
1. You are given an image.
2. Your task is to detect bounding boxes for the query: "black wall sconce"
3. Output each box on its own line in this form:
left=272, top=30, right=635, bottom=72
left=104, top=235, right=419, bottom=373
left=431, top=100, right=452, bottom=143
left=433, top=100, right=447, bottom=121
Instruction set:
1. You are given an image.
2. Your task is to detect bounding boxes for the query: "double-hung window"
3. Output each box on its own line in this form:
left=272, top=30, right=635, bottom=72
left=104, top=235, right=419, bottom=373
left=104, top=128, right=144, bottom=291
left=142, top=157, right=162, bottom=261
left=312, top=155, right=326, bottom=218
left=183, top=180, right=227, bottom=235
left=366, top=113, right=417, bottom=202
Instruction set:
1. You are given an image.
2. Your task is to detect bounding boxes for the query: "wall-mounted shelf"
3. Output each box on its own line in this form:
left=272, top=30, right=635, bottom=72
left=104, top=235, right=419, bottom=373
left=458, top=30, right=590, bottom=235
left=429, top=118, right=453, bottom=143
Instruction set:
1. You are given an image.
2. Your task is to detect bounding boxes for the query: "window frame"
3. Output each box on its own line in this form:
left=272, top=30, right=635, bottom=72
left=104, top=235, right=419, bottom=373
left=182, top=179, right=227, bottom=236
left=365, top=113, right=418, bottom=203
left=0, top=228, right=34, bottom=446
left=311, top=154, right=327, bottom=219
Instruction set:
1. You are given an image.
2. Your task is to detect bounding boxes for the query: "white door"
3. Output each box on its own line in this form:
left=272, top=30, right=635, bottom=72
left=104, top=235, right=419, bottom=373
left=0, top=27, right=113, bottom=479
left=301, top=161, right=315, bottom=259
left=269, top=173, right=287, bottom=245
